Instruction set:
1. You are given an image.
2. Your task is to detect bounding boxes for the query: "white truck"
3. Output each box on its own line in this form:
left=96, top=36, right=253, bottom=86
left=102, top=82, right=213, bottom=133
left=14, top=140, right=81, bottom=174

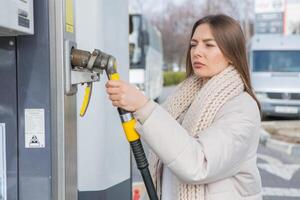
left=129, top=13, right=164, bottom=101
left=248, top=34, right=300, bottom=118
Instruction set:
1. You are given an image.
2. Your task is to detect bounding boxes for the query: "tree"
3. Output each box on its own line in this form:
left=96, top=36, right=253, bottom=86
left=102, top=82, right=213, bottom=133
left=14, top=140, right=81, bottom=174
left=144, top=0, right=254, bottom=70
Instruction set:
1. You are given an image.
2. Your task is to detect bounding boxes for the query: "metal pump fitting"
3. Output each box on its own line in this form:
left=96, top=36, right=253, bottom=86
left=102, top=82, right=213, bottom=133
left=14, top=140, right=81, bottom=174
left=70, top=48, right=117, bottom=76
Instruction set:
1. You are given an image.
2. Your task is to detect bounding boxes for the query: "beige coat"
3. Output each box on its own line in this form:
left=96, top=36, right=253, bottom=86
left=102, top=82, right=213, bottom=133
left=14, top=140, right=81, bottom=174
left=134, top=92, right=263, bottom=200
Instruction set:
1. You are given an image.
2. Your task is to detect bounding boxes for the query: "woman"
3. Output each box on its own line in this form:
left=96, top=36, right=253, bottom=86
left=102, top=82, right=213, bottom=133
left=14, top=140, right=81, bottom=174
left=106, top=14, right=262, bottom=200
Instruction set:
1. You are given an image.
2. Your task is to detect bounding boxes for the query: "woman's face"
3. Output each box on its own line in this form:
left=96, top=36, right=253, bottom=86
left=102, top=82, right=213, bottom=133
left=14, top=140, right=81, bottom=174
left=190, top=23, right=230, bottom=78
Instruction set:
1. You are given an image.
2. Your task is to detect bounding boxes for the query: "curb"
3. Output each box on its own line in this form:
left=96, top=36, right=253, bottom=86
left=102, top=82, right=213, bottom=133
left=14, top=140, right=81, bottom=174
left=260, top=128, right=300, bottom=157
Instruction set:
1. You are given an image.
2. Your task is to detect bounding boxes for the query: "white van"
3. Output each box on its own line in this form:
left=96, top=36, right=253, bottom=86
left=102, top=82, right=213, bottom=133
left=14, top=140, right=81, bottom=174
left=129, top=13, right=163, bottom=101
left=248, top=34, right=300, bottom=118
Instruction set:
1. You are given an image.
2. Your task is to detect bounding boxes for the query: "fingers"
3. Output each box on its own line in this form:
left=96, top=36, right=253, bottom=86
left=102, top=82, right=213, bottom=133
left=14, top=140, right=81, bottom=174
left=106, top=87, right=120, bottom=95
left=105, top=80, right=122, bottom=88
left=108, top=94, right=123, bottom=101
left=110, top=98, right=126, bottom=107
left=112, top=100, right=119, bottom=107
left=105, top=80, right=136, bottom=111
left=105, top=80, right=123, bottom=107
left=105, top=80, right=126, bottom=95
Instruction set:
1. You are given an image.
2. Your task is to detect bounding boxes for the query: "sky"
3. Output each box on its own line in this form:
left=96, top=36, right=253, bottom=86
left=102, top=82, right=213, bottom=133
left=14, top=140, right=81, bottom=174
left=129, top=0, right=188, bottom=13
left=129, top=0, right=254, bottom=21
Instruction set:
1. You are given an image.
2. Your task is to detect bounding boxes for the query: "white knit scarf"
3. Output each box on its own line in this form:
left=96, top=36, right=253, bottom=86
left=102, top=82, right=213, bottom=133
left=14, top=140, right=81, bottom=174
left=148, top=66, right=245, bottom=200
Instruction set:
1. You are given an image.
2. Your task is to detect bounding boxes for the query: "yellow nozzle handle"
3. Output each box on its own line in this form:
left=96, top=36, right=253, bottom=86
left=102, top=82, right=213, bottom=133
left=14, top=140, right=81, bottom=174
left=109, top=72, right=140, bottom=141
left=80, top=83, right=93, bottom=117
left=110, top=73, right=120, bottom=81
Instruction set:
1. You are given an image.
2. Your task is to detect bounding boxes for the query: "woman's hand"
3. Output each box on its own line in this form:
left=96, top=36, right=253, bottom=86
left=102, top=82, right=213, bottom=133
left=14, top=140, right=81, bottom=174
left=105, top=80, right=149, bottom=112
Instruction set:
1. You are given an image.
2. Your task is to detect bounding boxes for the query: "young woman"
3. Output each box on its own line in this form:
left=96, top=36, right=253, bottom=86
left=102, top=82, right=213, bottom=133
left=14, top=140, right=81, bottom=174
left=106, top=14, right=262, bottom=200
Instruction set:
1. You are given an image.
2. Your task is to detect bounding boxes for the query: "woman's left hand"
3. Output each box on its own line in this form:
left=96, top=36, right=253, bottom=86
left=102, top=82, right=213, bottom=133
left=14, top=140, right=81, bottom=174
left=105, top=80, right=149, bottom=112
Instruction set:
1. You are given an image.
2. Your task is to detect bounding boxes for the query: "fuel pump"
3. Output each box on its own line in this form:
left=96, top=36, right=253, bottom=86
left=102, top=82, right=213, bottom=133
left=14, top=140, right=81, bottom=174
left=70, top=48, right=158, bottom=200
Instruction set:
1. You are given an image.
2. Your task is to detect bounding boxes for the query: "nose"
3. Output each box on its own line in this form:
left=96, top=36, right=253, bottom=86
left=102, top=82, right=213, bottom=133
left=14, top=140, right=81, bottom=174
left=192, top=44, right=204, bottom=58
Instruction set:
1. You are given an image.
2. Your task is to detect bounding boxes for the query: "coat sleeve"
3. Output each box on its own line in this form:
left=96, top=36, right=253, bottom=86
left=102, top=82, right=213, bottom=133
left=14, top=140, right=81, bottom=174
left=134, top=93, right=261, bottom=184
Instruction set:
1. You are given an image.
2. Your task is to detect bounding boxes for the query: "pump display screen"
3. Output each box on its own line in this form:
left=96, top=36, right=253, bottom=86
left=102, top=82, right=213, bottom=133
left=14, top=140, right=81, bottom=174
left=253, top=50, right=300, bottom=72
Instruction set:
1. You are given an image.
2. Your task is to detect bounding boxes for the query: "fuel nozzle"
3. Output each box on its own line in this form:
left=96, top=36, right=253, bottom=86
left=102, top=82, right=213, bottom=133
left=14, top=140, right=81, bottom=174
left=70, top=48, right=119, bottom=116
left=71, top=48, right=117, bottom=76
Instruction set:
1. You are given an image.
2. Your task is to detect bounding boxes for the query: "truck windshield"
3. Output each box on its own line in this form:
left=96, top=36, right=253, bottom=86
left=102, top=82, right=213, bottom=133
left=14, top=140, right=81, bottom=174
left=253, top=51, right=300, bottom=72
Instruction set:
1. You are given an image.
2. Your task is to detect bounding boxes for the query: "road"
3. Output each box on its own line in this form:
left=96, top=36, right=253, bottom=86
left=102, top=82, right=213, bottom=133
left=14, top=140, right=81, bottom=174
left=132, top=86, right=300, bottom=200
left=258, top=145, right=300, bottom=200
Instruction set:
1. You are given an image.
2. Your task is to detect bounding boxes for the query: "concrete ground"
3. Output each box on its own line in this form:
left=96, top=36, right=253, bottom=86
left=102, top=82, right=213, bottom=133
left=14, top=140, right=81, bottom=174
left=262, top=120, right=300, bottom=144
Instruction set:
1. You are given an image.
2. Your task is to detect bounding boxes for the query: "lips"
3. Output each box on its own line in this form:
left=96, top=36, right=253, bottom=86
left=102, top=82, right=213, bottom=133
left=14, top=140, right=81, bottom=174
left=193, top=61, right=206, bottom=68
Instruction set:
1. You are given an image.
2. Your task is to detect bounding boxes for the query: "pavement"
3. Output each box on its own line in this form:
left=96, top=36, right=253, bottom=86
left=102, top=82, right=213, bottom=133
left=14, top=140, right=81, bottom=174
left=260, top=121, right=300, bottom=157
left=258, top=144, right=300, bottom=200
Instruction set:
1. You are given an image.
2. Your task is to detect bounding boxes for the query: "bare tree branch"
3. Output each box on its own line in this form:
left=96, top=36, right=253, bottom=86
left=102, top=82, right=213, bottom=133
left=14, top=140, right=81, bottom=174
left=144, top=0, right=254, bottom=69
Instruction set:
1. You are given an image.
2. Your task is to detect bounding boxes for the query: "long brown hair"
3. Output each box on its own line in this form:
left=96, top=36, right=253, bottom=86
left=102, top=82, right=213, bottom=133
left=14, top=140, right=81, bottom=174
left=186, top=14, right=261, bottom=112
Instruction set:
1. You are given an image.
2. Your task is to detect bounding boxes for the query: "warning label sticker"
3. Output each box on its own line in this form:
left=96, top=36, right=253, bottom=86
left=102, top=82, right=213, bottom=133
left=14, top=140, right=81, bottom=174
left=25, top=109, right=45, bottom=148
left=65, top=0, right=74, bottom=33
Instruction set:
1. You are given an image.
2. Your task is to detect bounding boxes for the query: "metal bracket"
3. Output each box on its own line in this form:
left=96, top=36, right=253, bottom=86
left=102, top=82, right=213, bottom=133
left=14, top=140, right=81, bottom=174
left=86, top=50, right=99, bottom=70
left=65, top=40, right=78, bottom=95
left=71, top=70, right=100, bottom=85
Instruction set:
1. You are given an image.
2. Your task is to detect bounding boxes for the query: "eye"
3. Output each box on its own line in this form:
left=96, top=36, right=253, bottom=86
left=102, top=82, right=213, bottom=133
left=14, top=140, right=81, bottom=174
left=190, top=43, right=197, bottom=48
left=206, top=43, right=214, bottom=47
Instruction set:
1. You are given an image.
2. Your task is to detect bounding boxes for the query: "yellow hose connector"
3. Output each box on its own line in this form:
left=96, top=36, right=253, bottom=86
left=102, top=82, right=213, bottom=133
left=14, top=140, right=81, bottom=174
left=122, top=119, right=140, bottom=142
left=80, top=83, right=92, bottom=117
